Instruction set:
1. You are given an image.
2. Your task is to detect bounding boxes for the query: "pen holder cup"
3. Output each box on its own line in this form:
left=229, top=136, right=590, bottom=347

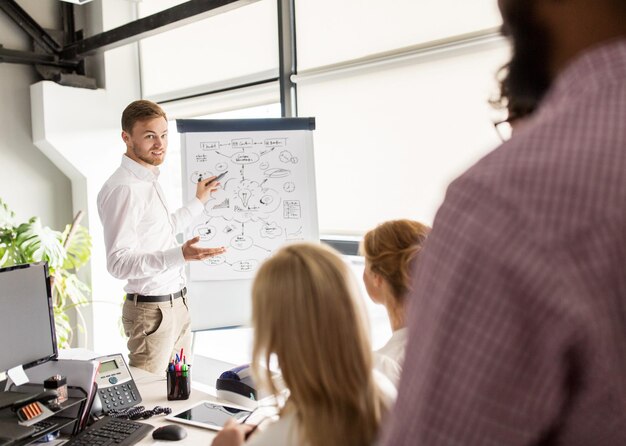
left=166, top=365, right=191, bottom=401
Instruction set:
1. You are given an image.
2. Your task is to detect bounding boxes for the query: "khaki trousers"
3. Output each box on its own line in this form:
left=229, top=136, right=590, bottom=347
left=121, top=296, right=191, bottom=375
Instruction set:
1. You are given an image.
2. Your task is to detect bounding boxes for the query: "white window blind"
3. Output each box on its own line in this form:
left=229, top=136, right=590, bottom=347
left=295, top=0, right=502, bottom=70
left=296, top=39, right=510, bottom=234
left=138, top=0, right=279, bottom=101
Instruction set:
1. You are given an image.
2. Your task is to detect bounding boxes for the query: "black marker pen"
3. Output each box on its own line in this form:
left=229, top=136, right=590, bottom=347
left=207, top=171, right=228, bottom=183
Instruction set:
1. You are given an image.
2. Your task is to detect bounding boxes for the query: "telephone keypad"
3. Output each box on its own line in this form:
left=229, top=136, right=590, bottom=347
left=98, top=382, right=140, bottom=413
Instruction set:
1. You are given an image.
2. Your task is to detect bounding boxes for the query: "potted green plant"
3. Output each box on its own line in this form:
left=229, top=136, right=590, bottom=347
left=0, top=198, right=92, bottom=349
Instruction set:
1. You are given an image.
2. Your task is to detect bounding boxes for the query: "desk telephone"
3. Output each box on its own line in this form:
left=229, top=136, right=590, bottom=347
left=91, top=354, right=142, bottom=415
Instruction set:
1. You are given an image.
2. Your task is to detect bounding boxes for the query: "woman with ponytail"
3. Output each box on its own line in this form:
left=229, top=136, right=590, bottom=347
left=361, top=219, right=430, bottom=386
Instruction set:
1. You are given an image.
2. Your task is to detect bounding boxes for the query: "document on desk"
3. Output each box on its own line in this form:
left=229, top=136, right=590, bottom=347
left=57, top=348, right=98, bottom=361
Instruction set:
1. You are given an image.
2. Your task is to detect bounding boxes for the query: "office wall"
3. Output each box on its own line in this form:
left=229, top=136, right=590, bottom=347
left=30, top=0, right=142, bottom=355
left=0, top=1, right=71, bottom=230
left=0, top=1, right=141, bottom=354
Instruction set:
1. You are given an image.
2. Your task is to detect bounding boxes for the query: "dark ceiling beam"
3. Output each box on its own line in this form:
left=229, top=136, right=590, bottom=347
left=0, top=0, right=62, bottom=54
left=60, top=0, right=259, bottom=60
left=60, top=2, right=76, bottom=45
left=0, top=46, right=79, bottom=69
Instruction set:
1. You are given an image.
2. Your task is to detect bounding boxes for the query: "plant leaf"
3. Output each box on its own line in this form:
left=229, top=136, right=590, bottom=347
left=15, top=217, right=66, bottom=269
left=55, top=270, right=90, bottom=307
left=0, top=198, right=16, bottom=229
left=0, top=201, right=92, bottom=349
left=61, top=224, right=92, bottom=271
left=53, top=309, right=72, bottom=350
left=0, top=241, right=27, bottom=267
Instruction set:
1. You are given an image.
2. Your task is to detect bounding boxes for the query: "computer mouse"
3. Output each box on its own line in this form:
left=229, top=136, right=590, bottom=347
left=152, top=424, right=188, bottom=441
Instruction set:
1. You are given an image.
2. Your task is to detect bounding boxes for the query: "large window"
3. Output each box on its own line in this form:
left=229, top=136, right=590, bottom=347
left=138, top=0, right=279, bottom=102
left=297, top=38, right=509, bottom=233
left=295, top=0, right=502, bottom=69
left=293, top=1, right=507, bottom=233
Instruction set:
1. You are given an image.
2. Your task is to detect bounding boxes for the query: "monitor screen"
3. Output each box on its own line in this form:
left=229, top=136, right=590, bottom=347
left=0, top=262, right=57, bottom=374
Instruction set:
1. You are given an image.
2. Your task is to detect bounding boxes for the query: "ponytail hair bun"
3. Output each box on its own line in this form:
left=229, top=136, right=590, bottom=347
left=361, top=219, right=430, bottom=301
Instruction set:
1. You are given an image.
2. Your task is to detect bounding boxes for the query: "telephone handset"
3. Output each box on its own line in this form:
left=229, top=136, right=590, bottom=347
left=91, top=353, right=142, bottom=415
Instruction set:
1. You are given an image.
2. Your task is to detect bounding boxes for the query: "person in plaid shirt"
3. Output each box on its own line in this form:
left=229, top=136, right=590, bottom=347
left=382, top=1, right=626, bottom=445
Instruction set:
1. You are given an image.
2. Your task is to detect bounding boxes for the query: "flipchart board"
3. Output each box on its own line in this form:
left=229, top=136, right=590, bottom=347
left=176, top=118, right=319, bottom=331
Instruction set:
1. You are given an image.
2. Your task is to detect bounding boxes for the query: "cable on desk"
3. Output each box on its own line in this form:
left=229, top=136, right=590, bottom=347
left=108, top=405, right=172, bottom=420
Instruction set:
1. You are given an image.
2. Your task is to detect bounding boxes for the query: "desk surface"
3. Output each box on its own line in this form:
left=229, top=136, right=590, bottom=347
left=130, top=367, right=218, bottom=445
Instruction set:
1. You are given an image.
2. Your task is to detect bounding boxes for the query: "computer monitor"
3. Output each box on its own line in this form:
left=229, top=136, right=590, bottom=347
left=0, top=262, right=57, bottom=374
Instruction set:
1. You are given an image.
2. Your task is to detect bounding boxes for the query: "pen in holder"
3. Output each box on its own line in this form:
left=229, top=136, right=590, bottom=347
left=167, top=363, right=191, bottom=400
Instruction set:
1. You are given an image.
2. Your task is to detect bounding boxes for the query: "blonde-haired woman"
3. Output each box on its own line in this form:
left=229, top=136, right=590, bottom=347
left=361, top=219, right=430, bottom=386
left=212, top=242, right=395, bottom=446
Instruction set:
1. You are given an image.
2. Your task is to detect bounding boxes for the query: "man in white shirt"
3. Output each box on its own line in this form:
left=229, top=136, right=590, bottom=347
left=97, top=100, right=226, bottom=374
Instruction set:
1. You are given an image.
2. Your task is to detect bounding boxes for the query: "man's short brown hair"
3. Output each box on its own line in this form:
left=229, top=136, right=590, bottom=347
left=121, top=100, right=167, bottom=133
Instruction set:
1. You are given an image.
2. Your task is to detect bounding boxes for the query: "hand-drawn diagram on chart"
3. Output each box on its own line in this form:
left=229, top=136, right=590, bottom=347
left=183, top=128, right=318, bottom=281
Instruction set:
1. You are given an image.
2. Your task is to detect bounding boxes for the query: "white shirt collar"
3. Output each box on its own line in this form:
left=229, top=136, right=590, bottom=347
left=121, top=154, right=160, bottom=182
left=389, top=326, right=409, bottom=344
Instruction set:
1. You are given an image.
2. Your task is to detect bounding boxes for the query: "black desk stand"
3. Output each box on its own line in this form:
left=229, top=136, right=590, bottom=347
left=0, top=384, right=87, bottom=445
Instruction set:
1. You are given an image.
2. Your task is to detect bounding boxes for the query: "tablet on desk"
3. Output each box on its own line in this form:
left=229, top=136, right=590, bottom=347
left=166, top=401, right=252, bottom=431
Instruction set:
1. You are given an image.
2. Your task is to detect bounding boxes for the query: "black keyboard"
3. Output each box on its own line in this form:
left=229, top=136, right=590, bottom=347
left=65, top=416, right=153, bottom=446
left=32, top=419, right=59, bottom=434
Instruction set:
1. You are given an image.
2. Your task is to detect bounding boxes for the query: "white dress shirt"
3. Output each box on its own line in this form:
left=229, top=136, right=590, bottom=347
left=373, top=327, right=408, bottom=388
left=97, top=155, right=204, bottom=295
